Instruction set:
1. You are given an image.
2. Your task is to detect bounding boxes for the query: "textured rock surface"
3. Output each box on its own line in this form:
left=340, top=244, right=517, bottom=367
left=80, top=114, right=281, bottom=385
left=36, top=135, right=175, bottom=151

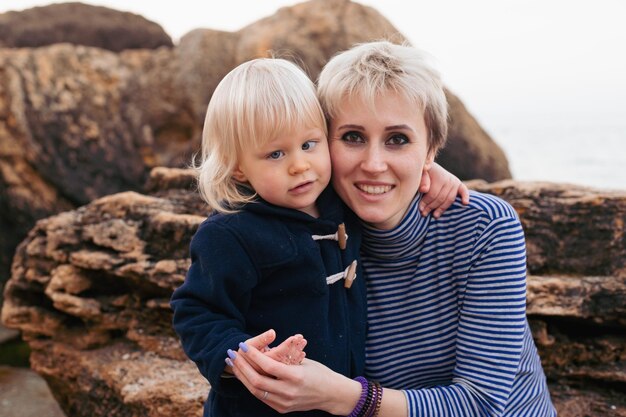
left=0, top=2, right=173, bottom=51
left=0, top=44, right=198, bottom=290
left=2, top=170, right=624, bottom=416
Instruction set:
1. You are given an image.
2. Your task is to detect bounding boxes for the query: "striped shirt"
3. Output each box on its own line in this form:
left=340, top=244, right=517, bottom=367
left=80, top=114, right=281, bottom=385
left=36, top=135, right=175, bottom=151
left=362, top=191, right=556, bottom=416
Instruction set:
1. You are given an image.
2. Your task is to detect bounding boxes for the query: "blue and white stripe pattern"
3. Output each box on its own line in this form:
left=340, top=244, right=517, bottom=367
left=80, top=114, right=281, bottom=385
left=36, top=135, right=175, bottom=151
left=362, top=191, right=555, bottom=416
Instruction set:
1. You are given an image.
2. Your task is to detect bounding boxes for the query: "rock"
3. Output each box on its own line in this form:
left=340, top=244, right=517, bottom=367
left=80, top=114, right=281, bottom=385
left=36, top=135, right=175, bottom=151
left=29, top=341, right=205, bottom=417
left=0, top=43, right=199, bottom=288
left=437, top=90, right=512, bottom=181
left=176, top=29, right=240, bottom=126
left=235, top=0, right=401, bottom=78
left=0, top=2, right=173, bottom=51
left=1, top=169, right=624, bottom=416
left=0, top=366, right=67, bottom=417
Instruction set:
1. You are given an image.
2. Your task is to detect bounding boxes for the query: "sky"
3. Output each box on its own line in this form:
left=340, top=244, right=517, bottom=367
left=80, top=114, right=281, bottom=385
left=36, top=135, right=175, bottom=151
left=2, top=0, right=626, bottom=188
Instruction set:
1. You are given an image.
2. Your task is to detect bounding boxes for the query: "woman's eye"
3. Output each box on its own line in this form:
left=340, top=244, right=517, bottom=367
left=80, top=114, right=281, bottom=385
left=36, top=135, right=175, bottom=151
left=267, top=150, right=285, bottom=160
left=386, top=134, right=409, bottom=146
left=302, top=140, right=318, bottom=151
left=341, top=131, right=364, bottom=143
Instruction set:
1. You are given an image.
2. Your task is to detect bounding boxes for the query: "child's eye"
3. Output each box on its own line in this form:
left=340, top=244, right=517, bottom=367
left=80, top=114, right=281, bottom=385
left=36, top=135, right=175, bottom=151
left=341, top=131, right=365, bottom=143
left=302, top=140, right=318, bottom=151
left=386, top=134, right=409, bottom=146
left=267, top=150, right=285, bottom=160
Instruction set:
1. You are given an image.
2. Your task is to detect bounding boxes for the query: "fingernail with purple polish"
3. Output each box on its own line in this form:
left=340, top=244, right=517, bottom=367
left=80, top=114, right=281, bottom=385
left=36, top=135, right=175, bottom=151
left=239, top=342, right=249, bottom=353
left=227, top=349, right=237, bottom=360
left=225, top=357, right=234, bottom=367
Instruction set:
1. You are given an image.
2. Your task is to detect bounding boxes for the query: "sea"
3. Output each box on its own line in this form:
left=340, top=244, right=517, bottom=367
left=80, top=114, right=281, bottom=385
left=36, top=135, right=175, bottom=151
left=477, top=111, right=626, bottom=191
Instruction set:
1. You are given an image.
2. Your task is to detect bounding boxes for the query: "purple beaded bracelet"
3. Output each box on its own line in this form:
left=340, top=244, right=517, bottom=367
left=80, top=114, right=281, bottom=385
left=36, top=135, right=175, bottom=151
left=348, top=376, right=369, bottom=417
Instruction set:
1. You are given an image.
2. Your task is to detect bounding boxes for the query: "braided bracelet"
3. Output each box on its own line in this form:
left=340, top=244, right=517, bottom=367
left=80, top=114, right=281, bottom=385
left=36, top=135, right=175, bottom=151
left=348, top=376, right=369, bottom=417
left=372, top=381, right=383, bottom=417
left=347, top=377, right=385, bottom=417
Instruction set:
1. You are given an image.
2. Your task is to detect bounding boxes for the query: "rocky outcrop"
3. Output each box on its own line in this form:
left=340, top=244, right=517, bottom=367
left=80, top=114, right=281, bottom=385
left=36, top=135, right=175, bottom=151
left=0, top=2, right=173, bottom=51
left=0, top=0, right=510, bottom=316
left=0, top=44, right=198, bottom=290
left=2, top=170, right=624, bottom=416
left=2, top=169, right=208, bottom=415
left=438, top=91, right=512, bottom=181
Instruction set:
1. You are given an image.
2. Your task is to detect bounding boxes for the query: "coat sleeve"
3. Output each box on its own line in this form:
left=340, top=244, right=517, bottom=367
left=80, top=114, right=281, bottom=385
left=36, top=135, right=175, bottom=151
left=170, top=221, right=258, bottom=394
left=403, top=215, right=528, bottom=417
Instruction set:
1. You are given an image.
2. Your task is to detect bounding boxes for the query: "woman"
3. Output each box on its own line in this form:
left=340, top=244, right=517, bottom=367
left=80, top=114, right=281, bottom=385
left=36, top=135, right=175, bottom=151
left=230, top=41, right=556, bottom=416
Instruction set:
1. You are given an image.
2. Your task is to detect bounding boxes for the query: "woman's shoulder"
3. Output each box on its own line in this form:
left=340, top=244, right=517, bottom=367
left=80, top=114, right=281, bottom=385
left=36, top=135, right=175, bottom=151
left=447, top=190, right=518, bottom=222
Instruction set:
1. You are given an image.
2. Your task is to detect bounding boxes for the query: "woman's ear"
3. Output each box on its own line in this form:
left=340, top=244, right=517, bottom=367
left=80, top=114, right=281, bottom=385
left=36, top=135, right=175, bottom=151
left=232, top=167, right=248, bottom=183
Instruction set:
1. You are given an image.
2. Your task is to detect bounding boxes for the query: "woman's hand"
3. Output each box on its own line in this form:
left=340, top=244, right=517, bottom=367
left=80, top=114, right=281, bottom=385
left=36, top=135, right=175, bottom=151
left=230, top=342, right=361, bottom=415
left=419, top=162, right=470, bottom=218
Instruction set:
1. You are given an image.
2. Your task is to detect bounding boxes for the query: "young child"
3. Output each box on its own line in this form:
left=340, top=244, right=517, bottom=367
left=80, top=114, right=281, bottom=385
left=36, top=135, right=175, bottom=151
left=170, top=57, right=467, bottom=417
left=170, top=58, right=366, bottom=417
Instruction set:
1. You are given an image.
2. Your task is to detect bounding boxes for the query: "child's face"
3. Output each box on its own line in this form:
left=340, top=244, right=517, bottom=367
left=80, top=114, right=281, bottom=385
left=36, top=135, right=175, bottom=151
left=233, top=127, right=331, bottom=217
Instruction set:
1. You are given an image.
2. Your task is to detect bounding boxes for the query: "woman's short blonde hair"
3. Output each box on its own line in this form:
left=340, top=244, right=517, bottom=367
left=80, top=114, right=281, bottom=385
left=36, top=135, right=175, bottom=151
left=317, top=41, right=448, bottom=154
left=197, top=58, right=327, bottom=213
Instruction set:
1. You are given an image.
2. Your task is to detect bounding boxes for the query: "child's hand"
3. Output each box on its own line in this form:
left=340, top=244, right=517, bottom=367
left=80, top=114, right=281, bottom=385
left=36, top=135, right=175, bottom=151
left=224, top=330, right=307, bottom=374
left=265, top=334, right=307, bottom=365
left=419, top=162, right=470, bottom=219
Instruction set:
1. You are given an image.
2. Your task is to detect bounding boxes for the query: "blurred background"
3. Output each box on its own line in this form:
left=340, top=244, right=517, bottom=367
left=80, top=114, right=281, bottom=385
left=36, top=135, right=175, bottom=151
left=3, top=0, right=625, bottom=189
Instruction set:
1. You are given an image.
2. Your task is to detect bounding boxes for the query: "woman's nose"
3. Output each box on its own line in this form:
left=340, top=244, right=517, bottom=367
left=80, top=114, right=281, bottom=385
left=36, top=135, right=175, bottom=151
left=360, top=146, right=387, bottom=174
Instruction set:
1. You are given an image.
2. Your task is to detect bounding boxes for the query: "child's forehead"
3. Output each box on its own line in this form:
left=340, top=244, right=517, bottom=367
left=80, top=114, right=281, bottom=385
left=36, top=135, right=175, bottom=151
left=259, top=125, right=325, bottom=146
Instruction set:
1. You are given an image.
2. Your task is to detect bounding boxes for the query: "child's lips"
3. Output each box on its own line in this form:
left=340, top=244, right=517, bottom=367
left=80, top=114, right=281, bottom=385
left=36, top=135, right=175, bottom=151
left=289, top=180, right=315, bottom=194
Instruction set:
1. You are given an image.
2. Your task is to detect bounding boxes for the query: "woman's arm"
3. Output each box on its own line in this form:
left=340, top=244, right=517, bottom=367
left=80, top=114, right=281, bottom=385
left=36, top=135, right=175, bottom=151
left=230, top=344, right=408, bottom=416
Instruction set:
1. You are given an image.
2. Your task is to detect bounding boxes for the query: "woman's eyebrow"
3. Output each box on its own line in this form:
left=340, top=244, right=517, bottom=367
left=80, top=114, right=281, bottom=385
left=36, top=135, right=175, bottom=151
left=385, top=124, right=414, bottom=132
left=337, top=124, right=364, bottom=130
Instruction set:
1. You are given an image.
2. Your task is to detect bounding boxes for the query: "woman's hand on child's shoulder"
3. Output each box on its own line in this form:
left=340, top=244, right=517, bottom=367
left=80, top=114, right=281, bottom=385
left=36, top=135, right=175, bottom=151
left=419, top=162, right=470, bottom=218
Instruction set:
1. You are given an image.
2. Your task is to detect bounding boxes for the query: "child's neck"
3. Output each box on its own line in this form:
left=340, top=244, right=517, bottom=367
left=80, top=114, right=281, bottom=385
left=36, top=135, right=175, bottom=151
left=298, top=204, right=320, bottom=218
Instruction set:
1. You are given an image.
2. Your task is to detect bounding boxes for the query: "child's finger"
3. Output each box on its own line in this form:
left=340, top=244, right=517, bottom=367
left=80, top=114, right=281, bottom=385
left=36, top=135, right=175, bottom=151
left=245, top=329, right=276, bottom=351
left=267, top=334, right=307, bottom=365
left=419, top=170, right=431, bottom=194
left=459, top=183, right=470, bottom=205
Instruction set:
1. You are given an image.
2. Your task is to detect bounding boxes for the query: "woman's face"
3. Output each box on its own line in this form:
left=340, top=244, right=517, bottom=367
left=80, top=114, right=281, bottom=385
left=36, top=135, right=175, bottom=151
left=328, top=91, right=434, bottom=230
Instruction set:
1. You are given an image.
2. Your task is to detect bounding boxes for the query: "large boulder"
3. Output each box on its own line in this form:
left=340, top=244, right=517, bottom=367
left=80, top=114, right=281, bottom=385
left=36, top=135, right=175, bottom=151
left=438, top=91, right=512, bottom=181
left=0, top=44, right=198, bottom=291
left=0, top=2, right=173, bottom=51
left=2, top=169, right=624, bottom=416
left=0, top=0, right=510, bottom=303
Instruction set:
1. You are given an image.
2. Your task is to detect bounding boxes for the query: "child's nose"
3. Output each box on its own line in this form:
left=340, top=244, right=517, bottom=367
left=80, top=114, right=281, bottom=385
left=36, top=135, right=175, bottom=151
left=289, top=157, right=310, bottom=175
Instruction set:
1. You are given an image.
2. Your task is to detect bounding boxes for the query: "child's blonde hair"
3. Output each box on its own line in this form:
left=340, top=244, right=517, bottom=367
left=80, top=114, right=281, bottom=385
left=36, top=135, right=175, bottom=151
left=197, top=58, right=327, bottom=213
left=318, top=40, right=448, bottom=154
